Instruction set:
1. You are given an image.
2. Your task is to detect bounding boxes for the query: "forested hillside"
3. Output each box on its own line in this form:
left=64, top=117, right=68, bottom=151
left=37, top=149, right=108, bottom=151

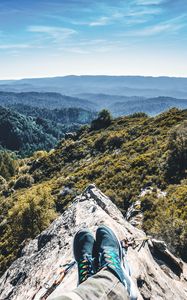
left=1, top=89, right=187, bottom=118
left=79, top=93, right=187, bottom=116
left=109, top=96, right=187, bottom=116
left=6, top=103, right=96, bottom=124
left=0, top=108, right=187, bottom=276
left=0, top=106, right=96, bottom=156
left=0, top=91, right=95, bottom=110
left=0, top=90, right=143, bottom=115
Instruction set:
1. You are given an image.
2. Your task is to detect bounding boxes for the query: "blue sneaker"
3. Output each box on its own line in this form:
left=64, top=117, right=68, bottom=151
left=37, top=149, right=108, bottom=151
left=73, top=229, right=95, bottom=284
left=96, top=225, right=133, bottom=296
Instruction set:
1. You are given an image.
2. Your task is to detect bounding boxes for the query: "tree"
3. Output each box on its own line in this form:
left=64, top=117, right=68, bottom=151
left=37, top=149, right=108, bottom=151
left=8, top=186, right=56, bottom=240
left=0, top=151, right=17, bottom=179
left=91, top=109, right=112, bottom=130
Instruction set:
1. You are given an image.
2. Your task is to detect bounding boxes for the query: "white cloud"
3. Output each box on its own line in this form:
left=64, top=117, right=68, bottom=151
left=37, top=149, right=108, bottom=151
left=136, top=0, right=164, bottom=5
left=121, top=16, right=186, bottom=37
left=72, top=16, right=114, bottom=27
left=74, top=5, right=161, bottom=28
left=27, top=26, right=77, bottom=42
left=65, top=48, right=90, bottom=54
left=58, top=39, right=126, bottom=55
left=89, top=17, right=111, bottom=26
left=131, top=24, right=175, bottom=36
left=0, top=44, right=31, bottom=49
left=127, top=7, right=162, bottom=17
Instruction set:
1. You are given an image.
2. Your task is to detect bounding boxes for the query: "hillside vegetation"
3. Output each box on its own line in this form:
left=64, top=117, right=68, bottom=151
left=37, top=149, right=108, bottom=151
left=0, top=106, right=95, bottom=156
left=7, top=103, right=95, bottom=125
left=79, top=93, right=187, bottom=116
left=0, top=91, right=95, bottom=110
left=1, top=90, right=187, bottom=117
left=0, top=108, right=187, bottom=275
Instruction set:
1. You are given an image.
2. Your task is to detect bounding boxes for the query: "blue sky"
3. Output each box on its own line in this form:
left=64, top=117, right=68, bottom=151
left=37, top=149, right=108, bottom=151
left=0, top=0, right=187, bottom=79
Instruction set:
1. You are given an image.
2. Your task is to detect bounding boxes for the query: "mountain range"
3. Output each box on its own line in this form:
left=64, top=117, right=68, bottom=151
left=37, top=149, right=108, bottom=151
left=0, top=90, right=187, bottom=117
left=1, top=75, right=187, bottom=157
left=1, top=75, right=187, bottom=98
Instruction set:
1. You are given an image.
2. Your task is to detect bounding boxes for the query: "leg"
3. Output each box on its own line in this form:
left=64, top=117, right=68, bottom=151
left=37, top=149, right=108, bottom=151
left=50, top=268, right=129, bottom=300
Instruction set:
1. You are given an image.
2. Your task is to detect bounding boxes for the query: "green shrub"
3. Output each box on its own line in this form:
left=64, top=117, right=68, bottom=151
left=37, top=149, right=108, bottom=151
left=107, top=135, right=124, bottom=149
left=129, top=112, right=148, bottom=118
left=8, top=186, right=56, bottom=239
left=0, top=151, right=17, bottom=180
left=0, top=185, right=56, bottom=275
left=0, top=176, right=7, bottom=191
left=14, top=174, right=34, bottom=189
left=94, top=135, right=107, bottom=152
left=33, top=150, right=48, bottom=159
left=141, top=184, right=187, bottom=261
left=91, top=109, right=112, bottom=130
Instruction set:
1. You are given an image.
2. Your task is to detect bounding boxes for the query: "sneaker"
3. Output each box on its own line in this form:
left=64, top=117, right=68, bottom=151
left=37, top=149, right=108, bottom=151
left=96, top=225, right=132, bottom=294
left=73, top=229, right=95, bottom=284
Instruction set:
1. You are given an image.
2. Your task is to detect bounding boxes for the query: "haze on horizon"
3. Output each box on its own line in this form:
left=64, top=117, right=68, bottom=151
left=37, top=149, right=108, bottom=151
left=0, top=0, right=187, bottom=80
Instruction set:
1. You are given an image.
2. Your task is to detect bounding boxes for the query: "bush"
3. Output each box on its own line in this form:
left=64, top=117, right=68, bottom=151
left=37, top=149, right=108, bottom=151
left=33, top=150, right=48, bottom=159
left=14, top=174, right=34, bottom=189
left=141, top=184, right=187, bottom=261
left=94, top=135, right=107, bottom=152
left=0, top=151, right=17, bottom=180
left=129, top=112, right=148, bottom=118
left=108, top=135, right=124, bottom=149
left=0, top=176, right=7, bottom=191
left=91, top=109, right=112, bottom=130
left=8, top=186, right=56, bottom=239
left=0, top=185, right=57, bottom=275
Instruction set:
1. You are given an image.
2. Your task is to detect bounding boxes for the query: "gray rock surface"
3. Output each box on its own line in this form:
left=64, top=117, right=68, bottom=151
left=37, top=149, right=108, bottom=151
left=0, top=185, right=187, bottom=300
left=126, top=200, right=143, bottom=227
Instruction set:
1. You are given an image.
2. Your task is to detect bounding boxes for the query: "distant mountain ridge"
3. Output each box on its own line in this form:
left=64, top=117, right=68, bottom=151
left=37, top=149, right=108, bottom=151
left=0, top=75, right=187, bottom=98
left=1, top=90, right=187, bottom=117
left=108, top=96, right=187, bottom=116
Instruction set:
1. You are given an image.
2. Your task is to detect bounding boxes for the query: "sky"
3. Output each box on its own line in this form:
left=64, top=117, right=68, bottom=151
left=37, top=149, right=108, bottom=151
left=0, top=0, right=187, bottom=79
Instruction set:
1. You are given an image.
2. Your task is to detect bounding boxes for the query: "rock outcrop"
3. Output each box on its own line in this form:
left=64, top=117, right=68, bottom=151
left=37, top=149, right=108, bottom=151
left=0, top=185, right=187, bottom=300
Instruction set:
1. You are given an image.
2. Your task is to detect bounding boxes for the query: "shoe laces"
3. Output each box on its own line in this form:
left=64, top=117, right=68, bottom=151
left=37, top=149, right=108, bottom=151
left=98, top=249, right=121, bottom=271
left=78, top=254, right=95, bottom=283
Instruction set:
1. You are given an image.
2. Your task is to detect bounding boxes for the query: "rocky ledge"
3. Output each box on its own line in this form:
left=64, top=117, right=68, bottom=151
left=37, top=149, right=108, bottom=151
left=0, top=185, right=187, bottom=300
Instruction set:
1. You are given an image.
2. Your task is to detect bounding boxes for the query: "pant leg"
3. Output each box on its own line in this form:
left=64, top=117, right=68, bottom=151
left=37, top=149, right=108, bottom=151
left=49, top=292, right=82, bottom=300
left=50, top=269, right=129, bottom=300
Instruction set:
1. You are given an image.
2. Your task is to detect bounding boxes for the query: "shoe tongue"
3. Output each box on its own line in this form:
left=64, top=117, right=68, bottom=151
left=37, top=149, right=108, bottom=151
left=81, top=253, right=88, bottom=260
left=81, top=253, right=93, bottom=262
left=99, top=248, right=113, bottom=266
left=100, top=246, right=117, bottom=256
